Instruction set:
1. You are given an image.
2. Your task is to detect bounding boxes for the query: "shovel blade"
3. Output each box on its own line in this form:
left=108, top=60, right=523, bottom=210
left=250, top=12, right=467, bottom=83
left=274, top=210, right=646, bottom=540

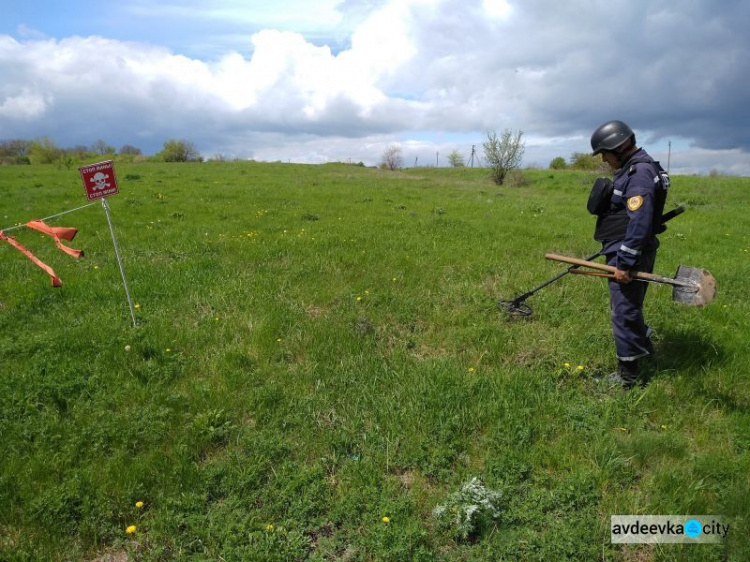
left=673, top=265, right=717, bottom=306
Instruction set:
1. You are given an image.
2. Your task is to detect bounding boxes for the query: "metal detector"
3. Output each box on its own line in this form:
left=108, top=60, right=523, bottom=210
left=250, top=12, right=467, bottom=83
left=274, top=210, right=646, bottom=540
left=498, top=251, right=603, bottom=317
left=498, top=205, right=685, bottom=318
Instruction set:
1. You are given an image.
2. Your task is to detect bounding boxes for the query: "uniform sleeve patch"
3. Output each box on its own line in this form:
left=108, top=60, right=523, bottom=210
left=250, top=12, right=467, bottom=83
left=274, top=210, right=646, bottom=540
left=627, top=195, right=644, bottom=211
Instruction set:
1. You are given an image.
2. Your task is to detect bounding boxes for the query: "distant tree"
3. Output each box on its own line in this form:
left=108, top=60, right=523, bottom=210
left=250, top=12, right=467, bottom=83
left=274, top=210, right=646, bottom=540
left=159, top=139, right=202, bottom=162
left=569, top=152, right=607, bottom=172
left=91, top=139, right=115, bottom=156
left=380, top=144, right=403, bottom=171
left=66, top=145, right=91, bottom=159
left=549, top=156, right=567, bottom=170
left=0, top=139, right=31, bottom=157
left=448, top=150, right=465, bottom=168
left=119, top=144, right=142, bottom=156
left=483, top=129, right=525, bottom=185
left=28, top=137, right=62, bottom=164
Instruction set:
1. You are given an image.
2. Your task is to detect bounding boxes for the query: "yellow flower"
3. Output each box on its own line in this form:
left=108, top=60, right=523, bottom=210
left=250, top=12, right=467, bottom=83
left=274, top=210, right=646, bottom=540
left=265, top=524, right=274, bottom=532
left=135, top=501, right=144, bottom=508
left=577, top=365, right=584, bottom=371
left=382, top=516, right=390, bottom=523
left=356, top=296, right=362, bottom=301
left=165, top=348, right=171, bottom=353
left=564, top=362, right=571, bottom=368
left=126, top=525, right=137, bottom=534
left=134, top=303, right=141, bottom=309
left=468, top=367, right=475, bottom=373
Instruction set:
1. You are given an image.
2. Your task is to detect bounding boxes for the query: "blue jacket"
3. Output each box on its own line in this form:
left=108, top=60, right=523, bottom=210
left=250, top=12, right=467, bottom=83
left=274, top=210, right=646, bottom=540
left=601, top=149, right=668, bottom=270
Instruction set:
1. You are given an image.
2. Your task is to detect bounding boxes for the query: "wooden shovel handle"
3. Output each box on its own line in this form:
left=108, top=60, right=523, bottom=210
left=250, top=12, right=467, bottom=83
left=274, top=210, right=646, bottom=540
left=545, top=253, right=614, bottom=273
left=569, top=269, right=615, bottom=279
left=545, top=253, right=690, bottom=288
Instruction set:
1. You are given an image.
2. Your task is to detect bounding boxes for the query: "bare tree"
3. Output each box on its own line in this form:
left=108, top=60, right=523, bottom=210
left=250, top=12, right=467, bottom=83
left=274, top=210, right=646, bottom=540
left=483, top=129, right=525, bottom=185
left=119, top=144, right=142, bottom=156
left=91, top=139, right=115, bottom=155
left=380, top=144, right=403, bottom=171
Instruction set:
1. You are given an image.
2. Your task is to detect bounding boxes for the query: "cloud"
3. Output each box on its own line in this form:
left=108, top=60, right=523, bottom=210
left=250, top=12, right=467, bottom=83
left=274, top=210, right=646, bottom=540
left=0, top=0, right=748, bottom=174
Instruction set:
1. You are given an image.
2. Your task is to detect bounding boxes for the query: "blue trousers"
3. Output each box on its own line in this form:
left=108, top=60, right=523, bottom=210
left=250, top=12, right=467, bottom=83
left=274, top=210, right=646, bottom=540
left=607, top=251, right=656, bottom=362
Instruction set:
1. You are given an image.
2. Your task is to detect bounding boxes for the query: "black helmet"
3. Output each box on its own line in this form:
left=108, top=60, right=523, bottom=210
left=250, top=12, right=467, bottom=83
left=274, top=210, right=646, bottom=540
left=590, top=120, right=635, bottom=155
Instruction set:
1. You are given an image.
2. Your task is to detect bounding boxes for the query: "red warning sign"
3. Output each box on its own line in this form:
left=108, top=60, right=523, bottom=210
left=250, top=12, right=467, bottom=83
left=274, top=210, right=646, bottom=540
left=79, top=160, right=119, bottom=201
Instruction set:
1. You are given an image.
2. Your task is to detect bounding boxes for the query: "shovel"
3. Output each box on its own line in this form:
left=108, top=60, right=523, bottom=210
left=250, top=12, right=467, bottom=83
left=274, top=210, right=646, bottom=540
left=544, top=253, right=717, bottom=307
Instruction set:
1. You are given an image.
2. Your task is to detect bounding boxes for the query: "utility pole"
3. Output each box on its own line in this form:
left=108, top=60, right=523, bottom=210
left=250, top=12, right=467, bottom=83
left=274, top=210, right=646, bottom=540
left=436, top=152, right=439, bottom=167
left=469, top=145, right=476, bottom=168
left=667, top=140, right=672, bottom=174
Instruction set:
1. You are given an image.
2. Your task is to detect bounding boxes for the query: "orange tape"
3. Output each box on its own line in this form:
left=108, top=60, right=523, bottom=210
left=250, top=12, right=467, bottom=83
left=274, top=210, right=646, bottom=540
left=0, top=231, right=62, bottom=287
left=26, top=220, right=84, bottom=259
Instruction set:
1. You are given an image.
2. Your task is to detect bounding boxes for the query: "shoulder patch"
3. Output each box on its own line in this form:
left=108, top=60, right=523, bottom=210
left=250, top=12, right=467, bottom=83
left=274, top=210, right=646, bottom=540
left=627, top=195, right=644, bottom=211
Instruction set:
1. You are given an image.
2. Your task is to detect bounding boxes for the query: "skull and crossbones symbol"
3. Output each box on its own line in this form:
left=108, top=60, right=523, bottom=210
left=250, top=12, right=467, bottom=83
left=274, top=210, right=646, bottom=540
left=90, top=172, right=110, bottom=191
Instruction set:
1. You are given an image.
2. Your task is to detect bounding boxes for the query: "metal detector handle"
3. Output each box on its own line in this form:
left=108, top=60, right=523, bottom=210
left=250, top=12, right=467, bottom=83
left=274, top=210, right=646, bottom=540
left=661, top=205, right=685, bottom=224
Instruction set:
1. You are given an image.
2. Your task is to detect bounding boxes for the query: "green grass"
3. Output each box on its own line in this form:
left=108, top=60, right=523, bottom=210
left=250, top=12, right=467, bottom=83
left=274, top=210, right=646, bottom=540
left=0, top=162, right=748, bottom=560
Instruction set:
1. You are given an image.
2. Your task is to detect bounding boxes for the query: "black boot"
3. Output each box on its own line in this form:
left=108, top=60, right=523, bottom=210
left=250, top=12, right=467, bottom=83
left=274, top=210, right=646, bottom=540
left=607, top=360, right=640, bottom=389
left=645, top=337, right=655, bottom=355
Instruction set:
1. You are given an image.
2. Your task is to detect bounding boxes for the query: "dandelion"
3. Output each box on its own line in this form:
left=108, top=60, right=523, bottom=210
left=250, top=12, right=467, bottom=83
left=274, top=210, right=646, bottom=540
left=660, top=425, right=668, bottom=430
left=134, top=303, right=141, bottom=310
left=392, top=277, right=397, bottom=282
left=165, top=348, right=171, bottom=353
left=577, top=365, right=584, bottom=371
left=135, top=501, right=144, bottom=508
left=364, top=290, right=370, bottom=295
left=94, top=265, right=99, bottom=270
left=468, top=367, right=475, bottom=373
left=382, top=516, right=390, bottom=523
left=125, top=345, right=131, bottom=352
left=265, top=524, right=274, bottom=532
left=564, top=362, right=571, bottom=368
left=356, top=296, right=362, bottom=301
left=126, top=525, right=137, bottom=534
left=276, top=338, right=282, bottom=342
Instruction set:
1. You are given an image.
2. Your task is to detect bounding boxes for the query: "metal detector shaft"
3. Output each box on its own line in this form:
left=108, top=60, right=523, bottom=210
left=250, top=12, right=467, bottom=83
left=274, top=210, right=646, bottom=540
left=513, top=251, right=602, bottom=302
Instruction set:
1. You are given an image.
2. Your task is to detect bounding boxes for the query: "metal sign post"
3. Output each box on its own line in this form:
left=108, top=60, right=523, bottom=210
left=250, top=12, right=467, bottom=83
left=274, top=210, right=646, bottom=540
left=78, top=160, right=136, bottom=327
left=101, top=197, right=137, bottom=327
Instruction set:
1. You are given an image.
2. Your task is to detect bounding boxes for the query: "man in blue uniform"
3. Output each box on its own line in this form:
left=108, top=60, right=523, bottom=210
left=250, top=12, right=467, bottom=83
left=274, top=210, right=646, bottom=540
left=590, top=120, right=669, bottom=388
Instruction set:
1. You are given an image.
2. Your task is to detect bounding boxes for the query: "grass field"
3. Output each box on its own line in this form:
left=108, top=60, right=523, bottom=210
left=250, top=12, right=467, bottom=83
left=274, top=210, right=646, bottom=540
left=0, top=162, right=748, bottom=561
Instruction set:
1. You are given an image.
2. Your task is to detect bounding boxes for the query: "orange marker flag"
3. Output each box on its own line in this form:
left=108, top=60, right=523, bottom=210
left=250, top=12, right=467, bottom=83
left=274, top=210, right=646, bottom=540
left=25, top=220, right=84, bottom=259
left=0, top=231, right=62, bottom=287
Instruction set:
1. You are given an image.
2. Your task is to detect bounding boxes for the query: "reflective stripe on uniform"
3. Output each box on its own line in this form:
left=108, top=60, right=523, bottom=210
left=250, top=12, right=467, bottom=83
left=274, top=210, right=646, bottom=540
left=617, top=351, right=650, bottom=361
left=613, top=189, right=623, bottom=196
left=620, top=244, right=641, bottom=256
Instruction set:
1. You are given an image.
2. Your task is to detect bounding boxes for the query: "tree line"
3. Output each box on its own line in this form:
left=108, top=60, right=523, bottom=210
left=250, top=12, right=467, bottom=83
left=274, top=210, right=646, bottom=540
left=0, top=137, right=203, bottom=166
left=379, top=129, right=606, bottom=185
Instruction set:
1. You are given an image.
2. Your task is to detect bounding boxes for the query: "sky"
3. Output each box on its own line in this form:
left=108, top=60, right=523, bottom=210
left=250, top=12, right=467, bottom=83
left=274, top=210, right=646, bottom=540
left=1, top=0, right=750, bottom=175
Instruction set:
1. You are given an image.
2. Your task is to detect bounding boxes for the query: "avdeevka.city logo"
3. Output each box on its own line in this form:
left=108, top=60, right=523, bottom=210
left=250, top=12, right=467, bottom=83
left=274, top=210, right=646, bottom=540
left=684, top=519, right=703, bottom=538
left=611, top=515, right=729, bottom=544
